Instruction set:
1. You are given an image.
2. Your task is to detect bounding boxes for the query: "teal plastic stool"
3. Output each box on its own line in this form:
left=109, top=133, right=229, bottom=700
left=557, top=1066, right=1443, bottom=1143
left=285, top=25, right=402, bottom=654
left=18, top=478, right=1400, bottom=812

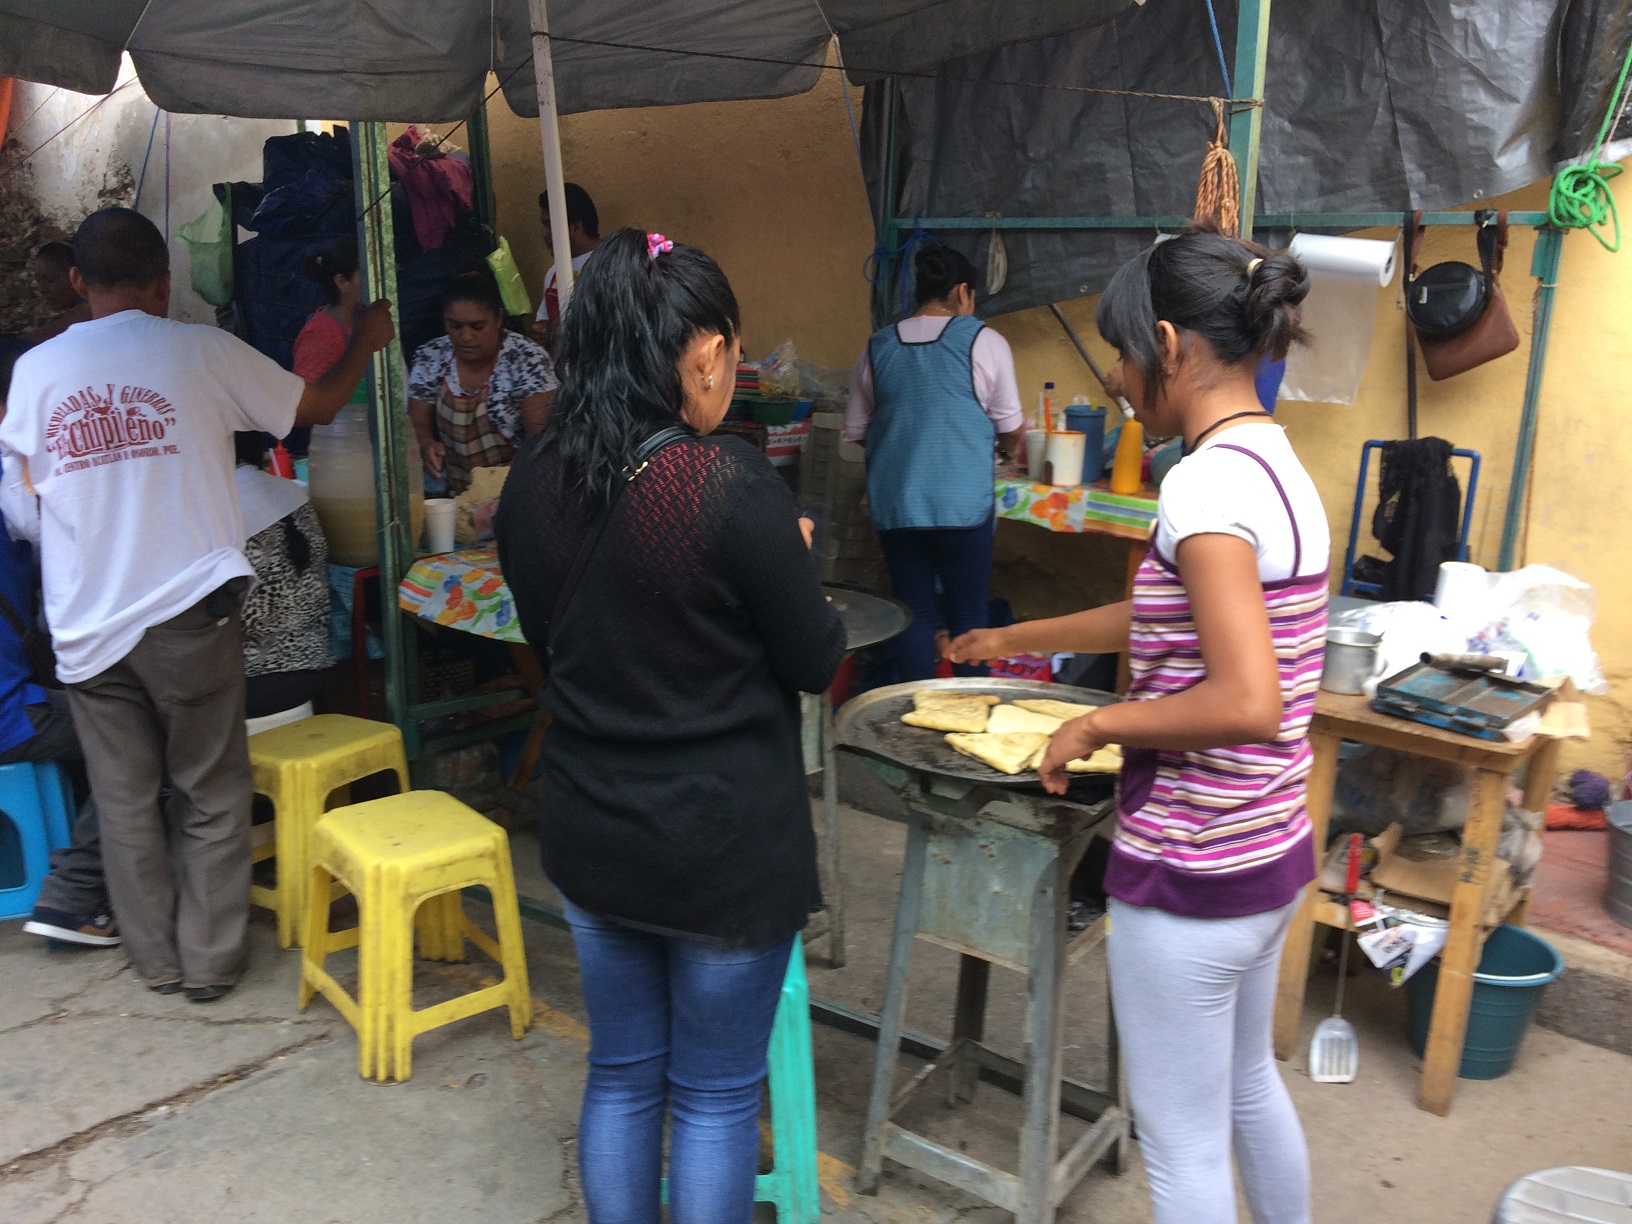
left=0, top=760, right=74, bottom=921
left=662, top=943, right=821, bottom=1222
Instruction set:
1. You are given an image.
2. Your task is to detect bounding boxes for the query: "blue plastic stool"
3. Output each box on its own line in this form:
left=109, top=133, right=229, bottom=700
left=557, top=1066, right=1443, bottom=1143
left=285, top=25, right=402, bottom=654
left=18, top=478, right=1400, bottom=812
left=0, top=760, right=73, bottom=921
left=662, top=943, right=821, bottom=1222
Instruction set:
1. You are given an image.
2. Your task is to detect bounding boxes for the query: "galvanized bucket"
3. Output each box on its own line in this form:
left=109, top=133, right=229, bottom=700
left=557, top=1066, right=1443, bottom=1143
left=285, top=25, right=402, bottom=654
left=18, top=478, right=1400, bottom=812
left=1606, top=801, right=1632, bottom=930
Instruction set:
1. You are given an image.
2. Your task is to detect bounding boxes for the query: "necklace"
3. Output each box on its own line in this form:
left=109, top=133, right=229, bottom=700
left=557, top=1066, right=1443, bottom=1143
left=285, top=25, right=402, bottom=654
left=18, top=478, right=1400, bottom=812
left=1188, top=410, right=1273, bottom=453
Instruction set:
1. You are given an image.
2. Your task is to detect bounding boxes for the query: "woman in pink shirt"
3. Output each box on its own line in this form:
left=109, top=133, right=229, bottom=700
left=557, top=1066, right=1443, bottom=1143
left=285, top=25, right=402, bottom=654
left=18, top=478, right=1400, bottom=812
left=291, top=239, right=360, bottom=382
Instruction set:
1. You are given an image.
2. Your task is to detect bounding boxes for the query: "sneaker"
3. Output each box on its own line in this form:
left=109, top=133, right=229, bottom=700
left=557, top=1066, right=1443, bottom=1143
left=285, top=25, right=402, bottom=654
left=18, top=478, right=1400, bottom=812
left=22, top=907, right=122, bottom=947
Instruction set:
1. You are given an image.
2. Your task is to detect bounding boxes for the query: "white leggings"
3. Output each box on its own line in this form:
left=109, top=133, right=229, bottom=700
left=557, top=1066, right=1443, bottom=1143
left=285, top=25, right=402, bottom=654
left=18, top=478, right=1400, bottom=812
left=1107, top=896, right=1312, bottom=1224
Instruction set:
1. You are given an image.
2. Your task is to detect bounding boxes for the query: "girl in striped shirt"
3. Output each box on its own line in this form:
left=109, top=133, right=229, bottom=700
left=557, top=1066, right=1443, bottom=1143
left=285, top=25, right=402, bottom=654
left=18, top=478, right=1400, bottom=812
left=951, top=230, right=1326, bottom=1224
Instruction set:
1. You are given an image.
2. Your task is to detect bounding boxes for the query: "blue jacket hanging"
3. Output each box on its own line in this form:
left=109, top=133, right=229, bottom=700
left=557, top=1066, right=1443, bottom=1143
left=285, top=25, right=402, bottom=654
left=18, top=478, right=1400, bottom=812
left=863, top=315, right=995, bottom=531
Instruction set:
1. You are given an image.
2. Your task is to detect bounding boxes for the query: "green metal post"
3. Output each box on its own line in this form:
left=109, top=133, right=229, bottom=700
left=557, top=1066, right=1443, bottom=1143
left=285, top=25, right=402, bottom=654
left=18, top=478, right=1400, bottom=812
left=352, top=122, right=419, bottom=752
left=1498, top=226, right=1564, bottom=571
left=871, top=79, right=902, bottom=329
left=1228, top=0, right=1272, bottom=237
left=467, top=100, right=500, bottom=252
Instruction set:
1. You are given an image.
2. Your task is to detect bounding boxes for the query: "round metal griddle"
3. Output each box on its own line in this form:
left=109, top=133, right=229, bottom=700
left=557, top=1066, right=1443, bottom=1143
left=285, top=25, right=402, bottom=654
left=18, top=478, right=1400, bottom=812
left=834, top=676, right=1119, bottom=789
left=823, top=586, right=911, bottom=652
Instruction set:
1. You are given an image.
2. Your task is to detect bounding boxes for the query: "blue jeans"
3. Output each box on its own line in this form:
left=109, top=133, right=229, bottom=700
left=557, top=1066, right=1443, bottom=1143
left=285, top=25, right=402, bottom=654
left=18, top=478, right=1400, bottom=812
left=877, top=516, right=994, bottom=681
left=561, top=897, right=793, bottom=1224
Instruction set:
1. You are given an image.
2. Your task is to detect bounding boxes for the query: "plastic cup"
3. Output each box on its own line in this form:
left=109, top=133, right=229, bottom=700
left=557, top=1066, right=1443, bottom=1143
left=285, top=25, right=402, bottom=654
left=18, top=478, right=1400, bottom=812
left=1025, top=430, right=1048, bottom=481
left=424, top=498, right=457, bottom=554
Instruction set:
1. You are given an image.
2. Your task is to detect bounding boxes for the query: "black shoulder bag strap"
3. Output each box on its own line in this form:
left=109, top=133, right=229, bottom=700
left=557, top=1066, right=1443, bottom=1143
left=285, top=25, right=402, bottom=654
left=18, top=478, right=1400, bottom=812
left=545, top=425, right=692, bottom=663
left=0, top=587, right=58, bottom=689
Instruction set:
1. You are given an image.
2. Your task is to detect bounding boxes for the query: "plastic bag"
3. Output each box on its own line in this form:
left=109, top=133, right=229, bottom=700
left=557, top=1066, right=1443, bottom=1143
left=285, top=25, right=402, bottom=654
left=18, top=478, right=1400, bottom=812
left=1334, top=746, right=1471, bottom=837
left=178, top=199, right=234, bottom=307
left=759, top=340, right=801, bottom=397
left=1471, top=564, right=1608, bottom=694
left=485, top=236, right=532, bottom=318
left=1331, top=600, right=1467, bottom=694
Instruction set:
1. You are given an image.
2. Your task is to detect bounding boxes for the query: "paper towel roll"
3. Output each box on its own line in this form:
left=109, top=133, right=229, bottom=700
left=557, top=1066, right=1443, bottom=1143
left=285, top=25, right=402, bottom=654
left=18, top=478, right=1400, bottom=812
left=1279, top=234, right=1398, bottom=406
left=1433, top=561, right=1492, bottom=629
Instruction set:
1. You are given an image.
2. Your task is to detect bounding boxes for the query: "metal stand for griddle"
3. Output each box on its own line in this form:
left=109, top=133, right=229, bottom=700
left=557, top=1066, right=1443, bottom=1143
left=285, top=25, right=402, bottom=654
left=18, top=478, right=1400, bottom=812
left=848, top=751, right=1128, bottom=1222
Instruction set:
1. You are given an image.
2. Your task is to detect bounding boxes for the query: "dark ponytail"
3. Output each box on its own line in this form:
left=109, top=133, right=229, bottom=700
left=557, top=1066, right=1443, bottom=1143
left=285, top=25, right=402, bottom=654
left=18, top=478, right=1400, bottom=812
left=1095, top=229, right=1309, bottom=407
left=913, top=242, right=979, bottom=310
left=543, top=227, right=740, bottom=506
left=439, top=268, right=506, bottom=318
left=302, top=238, right=359, bottom=305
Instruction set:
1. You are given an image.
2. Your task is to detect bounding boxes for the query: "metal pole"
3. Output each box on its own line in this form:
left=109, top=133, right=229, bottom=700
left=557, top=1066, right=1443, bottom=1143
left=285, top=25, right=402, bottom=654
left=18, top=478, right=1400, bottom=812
left=529, top=0, right=577, bottom=314
left=1498, top=226, right=1564, bottom=571
left=871, top=78, right=902, bottom=329
left=467, top=97, right=499, bottom=252
left=352, top=121, right=416, bottom=747
left=1228, top=0, right=1272, bottom=237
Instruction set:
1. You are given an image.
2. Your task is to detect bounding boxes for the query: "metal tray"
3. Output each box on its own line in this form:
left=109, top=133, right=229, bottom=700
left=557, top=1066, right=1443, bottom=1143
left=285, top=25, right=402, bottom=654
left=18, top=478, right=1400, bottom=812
left=822, top=585, right=912, bottom=653
left=834, top=676, right=1119, bottom=788
left=1372, top=661, right=1552, bottom=740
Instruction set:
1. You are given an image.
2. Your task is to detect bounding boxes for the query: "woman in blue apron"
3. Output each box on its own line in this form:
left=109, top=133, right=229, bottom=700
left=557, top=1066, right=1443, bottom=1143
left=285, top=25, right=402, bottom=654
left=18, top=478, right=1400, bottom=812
left=843, top=244, right=1025, bottom=680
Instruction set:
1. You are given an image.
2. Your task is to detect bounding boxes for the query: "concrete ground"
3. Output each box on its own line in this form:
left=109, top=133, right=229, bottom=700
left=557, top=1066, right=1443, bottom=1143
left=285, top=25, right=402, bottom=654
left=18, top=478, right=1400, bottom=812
left=3, top=801, right=1630, bottom=1224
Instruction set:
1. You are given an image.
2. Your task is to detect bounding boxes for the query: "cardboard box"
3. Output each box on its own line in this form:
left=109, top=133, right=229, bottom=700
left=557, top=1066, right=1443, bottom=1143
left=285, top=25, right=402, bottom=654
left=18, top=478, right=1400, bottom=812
left=1368, top=822, right=1517, bottom=927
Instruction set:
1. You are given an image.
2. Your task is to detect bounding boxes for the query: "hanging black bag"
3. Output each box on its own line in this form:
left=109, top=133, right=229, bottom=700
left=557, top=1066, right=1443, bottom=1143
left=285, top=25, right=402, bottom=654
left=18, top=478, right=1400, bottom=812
left=1406, top=209, right=1500, bottom=337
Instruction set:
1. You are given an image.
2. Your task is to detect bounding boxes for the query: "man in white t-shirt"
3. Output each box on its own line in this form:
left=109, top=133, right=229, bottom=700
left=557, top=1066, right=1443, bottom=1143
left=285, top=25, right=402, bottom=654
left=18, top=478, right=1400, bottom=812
left=0, top=207, right=394, bottom=1001
left=525, top=182, right=600, bottom=349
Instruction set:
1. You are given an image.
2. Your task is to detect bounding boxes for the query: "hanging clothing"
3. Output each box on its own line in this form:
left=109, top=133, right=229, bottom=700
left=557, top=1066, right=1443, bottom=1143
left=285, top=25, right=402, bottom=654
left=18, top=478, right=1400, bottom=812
left=1106, top=441, right=1329, bottom=920
left=387, top=126, right=474, bottom=252
left=1371, top=436, right=1461, bottom=601
left=858, top=314, right=1002, bottom=531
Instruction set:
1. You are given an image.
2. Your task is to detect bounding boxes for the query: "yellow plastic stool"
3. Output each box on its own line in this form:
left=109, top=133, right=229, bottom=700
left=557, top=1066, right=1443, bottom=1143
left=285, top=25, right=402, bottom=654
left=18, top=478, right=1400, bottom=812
left=248, top=714, right=410, bottom=948
left=298, top=791, right=531, bottom=1081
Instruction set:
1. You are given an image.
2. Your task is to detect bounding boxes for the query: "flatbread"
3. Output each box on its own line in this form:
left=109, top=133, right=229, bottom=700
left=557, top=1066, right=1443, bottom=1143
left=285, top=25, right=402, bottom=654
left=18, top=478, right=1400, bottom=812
left=1026, top=741, right=1124, bottom=773
left=1013, top=699, right=1100, bottom=722
left=901, top=696, right=992, bottom=733
left=945, top=732, right=1051, bottom=775
left=1066, top=744, right=1124, bottom=774
left=913, top=691, right=1002, bottom=710
left=986, top=704, right=1066, bottom=735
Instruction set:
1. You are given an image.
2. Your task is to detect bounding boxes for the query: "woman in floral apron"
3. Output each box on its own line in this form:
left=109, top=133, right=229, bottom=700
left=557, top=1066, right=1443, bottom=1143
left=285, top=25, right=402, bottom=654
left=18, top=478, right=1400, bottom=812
left=950, top=230, right=1326, bottom=1224
left=407, top=271, right=558, bottom=495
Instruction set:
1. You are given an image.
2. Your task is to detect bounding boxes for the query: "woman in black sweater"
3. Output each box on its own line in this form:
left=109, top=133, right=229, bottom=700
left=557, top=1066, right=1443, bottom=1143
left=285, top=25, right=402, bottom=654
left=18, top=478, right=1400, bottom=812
left=496, top=228, right=844, bottom=1224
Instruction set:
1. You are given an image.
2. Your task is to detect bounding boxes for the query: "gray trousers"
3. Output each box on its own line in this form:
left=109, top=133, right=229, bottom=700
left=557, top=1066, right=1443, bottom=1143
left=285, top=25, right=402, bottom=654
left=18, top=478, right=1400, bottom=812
left=0, top=690, right=106, bottom=915
left=1107, top=897, right=1311, bottom=1224
left=66, top=592, right=252, bottom=989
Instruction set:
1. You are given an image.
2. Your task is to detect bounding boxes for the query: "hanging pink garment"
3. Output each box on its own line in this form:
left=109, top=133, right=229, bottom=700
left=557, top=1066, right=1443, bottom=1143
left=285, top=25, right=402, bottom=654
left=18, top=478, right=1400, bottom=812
left=388, top=125, right=474, bottom=251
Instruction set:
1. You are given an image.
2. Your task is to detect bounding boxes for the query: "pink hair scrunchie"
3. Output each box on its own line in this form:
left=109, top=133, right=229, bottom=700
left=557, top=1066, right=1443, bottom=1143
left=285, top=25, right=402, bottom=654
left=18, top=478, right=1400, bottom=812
left=647, top=232, right=674, bottom=260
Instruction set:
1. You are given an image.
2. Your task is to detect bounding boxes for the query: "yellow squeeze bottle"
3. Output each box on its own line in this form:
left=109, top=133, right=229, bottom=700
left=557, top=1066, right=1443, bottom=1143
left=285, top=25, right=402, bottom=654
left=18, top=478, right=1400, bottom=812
left=1109, top=419, right=1144, bottom=494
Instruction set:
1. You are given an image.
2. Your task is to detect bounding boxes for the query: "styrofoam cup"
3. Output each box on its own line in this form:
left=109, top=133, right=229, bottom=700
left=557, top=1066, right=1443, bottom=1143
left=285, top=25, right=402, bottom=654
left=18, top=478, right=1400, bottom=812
left=424, top=498, right=457, bottom=554
left=1025, top=430, right=1048, bottom=481
left=1044, top=431, right=1087, bottom=487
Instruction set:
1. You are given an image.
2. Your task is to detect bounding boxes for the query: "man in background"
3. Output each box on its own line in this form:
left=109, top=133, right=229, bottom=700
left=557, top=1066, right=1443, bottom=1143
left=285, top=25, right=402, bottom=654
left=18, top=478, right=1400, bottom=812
left=0, top=207, right=394, bottom=1001
left=21, top=242, right=92, bottom=346
left=526, top=182, right=601, bottom=349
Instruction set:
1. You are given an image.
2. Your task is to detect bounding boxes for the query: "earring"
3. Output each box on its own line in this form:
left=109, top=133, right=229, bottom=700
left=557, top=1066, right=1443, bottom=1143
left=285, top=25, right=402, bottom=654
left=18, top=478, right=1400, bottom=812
left=706, top=375, right=715, bottom=389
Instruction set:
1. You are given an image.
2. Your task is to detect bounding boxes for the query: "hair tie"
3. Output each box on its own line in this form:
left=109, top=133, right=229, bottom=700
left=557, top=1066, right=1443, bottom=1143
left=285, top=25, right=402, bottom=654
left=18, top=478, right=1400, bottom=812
left=647, top=233, right=674, bottom=261
left=1245, top=257, right=1263, bottom=277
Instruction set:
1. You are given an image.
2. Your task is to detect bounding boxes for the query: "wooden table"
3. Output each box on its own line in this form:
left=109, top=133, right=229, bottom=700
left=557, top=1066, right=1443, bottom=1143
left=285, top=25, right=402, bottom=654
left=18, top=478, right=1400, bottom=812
left=1271, top=691, right=1563, bottom=1115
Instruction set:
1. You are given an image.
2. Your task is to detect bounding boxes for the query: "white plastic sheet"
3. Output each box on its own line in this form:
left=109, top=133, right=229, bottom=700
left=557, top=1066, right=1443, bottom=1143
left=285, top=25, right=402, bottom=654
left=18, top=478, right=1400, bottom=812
left=1279, top=234, right=1398, bottom=406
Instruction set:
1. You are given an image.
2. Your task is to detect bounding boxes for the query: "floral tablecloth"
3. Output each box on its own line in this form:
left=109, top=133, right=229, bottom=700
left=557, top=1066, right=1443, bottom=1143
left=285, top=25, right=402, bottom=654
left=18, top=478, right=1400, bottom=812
left=397, top=548, right=525, bottom=643
left=994, top=475, right=1158, bottom=541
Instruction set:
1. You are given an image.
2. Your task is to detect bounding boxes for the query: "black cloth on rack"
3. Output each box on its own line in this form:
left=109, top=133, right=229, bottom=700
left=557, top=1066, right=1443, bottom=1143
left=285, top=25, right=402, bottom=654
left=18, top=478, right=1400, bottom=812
left=1370, top=437, right=1462, bottom=601
left=496, top=432, right=846, bottom=948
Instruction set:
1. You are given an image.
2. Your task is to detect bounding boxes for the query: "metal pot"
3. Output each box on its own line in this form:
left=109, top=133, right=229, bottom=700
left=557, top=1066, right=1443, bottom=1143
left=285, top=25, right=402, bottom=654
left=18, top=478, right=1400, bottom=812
left=1321, top=628, right=1384, bottom=695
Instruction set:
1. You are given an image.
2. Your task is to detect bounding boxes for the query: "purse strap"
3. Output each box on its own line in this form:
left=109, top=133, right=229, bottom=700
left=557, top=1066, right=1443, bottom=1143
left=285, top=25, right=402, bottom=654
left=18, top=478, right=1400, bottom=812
left=546, top=425, right=692, bottom=660
left=1475, top=208, right=1507, bottom=282
left=0, top=587, right=33, bottom=649
left=1405, top=211, right=1421, bottom=439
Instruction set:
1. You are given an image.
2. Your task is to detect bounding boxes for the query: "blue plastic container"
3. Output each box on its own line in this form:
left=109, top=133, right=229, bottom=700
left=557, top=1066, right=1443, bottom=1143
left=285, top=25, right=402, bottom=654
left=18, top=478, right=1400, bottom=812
left=1406, top=923, right=1564, bottom=1079
left=1063, top=405, right=1107, bottom=479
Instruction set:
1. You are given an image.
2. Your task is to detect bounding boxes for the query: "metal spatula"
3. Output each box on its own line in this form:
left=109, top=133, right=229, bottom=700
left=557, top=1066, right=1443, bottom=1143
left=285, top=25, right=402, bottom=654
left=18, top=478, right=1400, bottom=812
left=1309, top=835, right=1361, bottom=1084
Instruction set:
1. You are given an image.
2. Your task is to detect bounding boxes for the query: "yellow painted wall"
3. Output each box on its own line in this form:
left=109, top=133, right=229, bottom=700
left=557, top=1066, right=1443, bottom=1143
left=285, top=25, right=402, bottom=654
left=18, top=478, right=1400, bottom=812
left=463, top=83, right=1630, bottom=779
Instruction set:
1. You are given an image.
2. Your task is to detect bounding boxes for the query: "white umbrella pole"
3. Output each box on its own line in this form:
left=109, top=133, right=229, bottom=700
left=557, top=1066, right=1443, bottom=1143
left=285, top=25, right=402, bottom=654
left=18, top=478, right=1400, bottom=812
left=529, top=0, right=575, bottom=314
